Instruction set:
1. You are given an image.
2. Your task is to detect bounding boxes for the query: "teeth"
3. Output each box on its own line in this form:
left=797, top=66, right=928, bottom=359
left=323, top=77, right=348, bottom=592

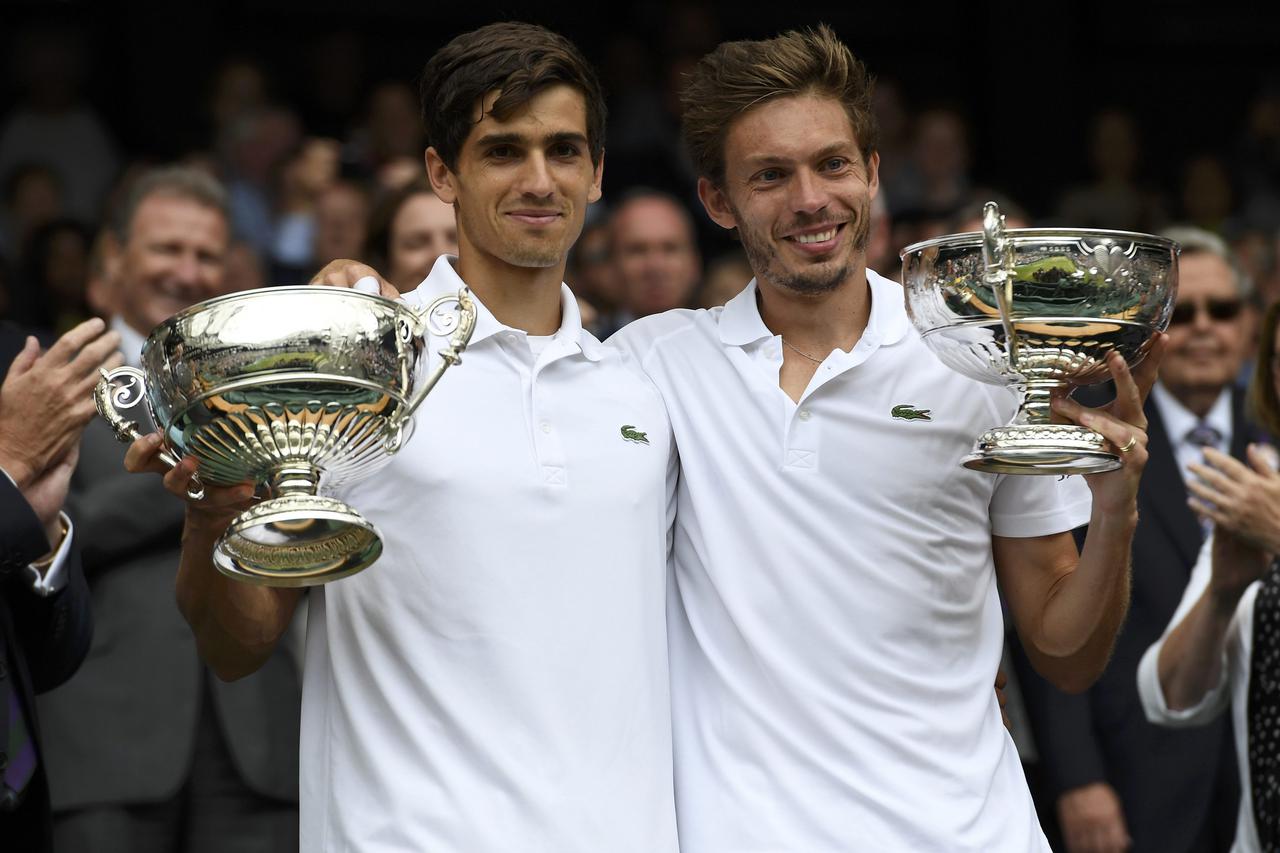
left=795, top=229, right=836, bottom=244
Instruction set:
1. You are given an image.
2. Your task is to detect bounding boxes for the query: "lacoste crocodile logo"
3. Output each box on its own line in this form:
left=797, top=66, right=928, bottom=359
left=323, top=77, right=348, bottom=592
left=891, top=404, right=932, bottom=421
left=620, top=425, right=650, bottom=445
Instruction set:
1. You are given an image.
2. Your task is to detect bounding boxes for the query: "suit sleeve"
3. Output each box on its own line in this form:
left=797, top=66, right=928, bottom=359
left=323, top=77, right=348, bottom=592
left=2, top=475, right=93, bottom=693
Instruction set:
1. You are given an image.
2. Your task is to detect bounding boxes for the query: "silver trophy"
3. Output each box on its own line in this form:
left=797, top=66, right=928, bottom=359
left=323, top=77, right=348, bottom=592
left=95, top=285, right=476, bottom=585
left=901, top=202, right=1178, bottom=475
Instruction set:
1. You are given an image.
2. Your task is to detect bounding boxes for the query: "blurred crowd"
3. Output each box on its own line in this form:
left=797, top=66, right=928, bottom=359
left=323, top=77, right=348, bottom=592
left=2, top=14, right=1280, bottom=853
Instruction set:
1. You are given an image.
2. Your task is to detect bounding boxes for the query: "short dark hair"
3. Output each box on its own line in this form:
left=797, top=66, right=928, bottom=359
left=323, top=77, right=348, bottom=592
left=681, top=24, right=877, bottom=187
left=419, top=22, right=606, bottom=172
left=113, top=166, right=228, bottom=243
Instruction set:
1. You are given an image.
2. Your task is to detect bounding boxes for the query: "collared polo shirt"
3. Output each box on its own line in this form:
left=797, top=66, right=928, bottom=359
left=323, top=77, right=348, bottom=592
left=611, top=269, right=1092, bottom=853
left=301, top=256, right=678, bottom=852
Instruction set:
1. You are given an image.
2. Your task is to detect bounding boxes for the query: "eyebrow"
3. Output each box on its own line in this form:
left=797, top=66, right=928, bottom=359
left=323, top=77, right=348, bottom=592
left=742, top=141, right=860, bottom=169
left=474, top=131, right=590, bottom=149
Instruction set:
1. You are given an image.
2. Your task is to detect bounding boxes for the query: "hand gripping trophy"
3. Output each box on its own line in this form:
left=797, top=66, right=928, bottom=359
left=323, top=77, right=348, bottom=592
left=95, top=285, right=476, bottom=586
left=902, top=202, right=1178, bottom=474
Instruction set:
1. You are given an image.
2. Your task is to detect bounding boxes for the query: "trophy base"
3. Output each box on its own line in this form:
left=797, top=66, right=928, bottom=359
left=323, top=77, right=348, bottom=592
left=214, top=495, right=383, bottom=587
left=962, top=424, right=1122, bottom=476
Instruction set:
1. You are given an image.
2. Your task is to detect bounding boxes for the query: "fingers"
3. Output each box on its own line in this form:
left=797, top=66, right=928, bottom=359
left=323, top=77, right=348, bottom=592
left=1100, top=351, right=1150, bottom=431
left=1195, top=449, right=1250, bottom=485
left=309, top=260, right=400, bottom=298
left=157, top=454, right=255, bottom=510
left=123, top=432, right=171, bottom=475
left=5, top=336, right=40, bottom=379
left=1129, top=333, right=1167, bottom=402
left=1052, top=396, right=1148, bottom=462
left=1248, top=442, right=1280, bottom=474
left=66, top=327, right=123, bottom=383
left=43, top=317, right=109, bottom=365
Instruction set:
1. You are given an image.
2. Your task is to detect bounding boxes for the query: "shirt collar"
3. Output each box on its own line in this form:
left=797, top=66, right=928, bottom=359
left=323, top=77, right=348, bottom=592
left=717, top=267, right=910, bottom=349
left=1151, top=381, right=1233, bottom=445
left=406, top=255, right=602, bottom=362
left=112, top=314, right=148, bottom=369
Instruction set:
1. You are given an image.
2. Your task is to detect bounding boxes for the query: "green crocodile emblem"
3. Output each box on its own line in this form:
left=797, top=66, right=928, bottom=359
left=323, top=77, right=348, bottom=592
left=620, top=425, right=649, bottom=445
left=891, top=404, right=932, bottom=421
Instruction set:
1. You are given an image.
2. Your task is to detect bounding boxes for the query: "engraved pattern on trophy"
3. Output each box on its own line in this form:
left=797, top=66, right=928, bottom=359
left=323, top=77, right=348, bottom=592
left=901, top=201, right=1178, bottom=475
left=94, top=285, right=477, bottom=585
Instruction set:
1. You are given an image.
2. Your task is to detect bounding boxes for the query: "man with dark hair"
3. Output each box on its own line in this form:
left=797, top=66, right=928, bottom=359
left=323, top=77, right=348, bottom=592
left=37, top=165, right=301, bottom=853
left=129, top=23, right=677, bottom=852
left=610, top=24, right=1158, bottom=851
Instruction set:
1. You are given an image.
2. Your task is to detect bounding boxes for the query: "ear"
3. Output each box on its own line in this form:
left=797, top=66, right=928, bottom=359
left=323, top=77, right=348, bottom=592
left=587, top=149, right=604, bottom=205
left=865, top=150, right=881, bottom=202
left=697, top=177, right=738, bottom=232
left=425, top=147, right=457, bottom=205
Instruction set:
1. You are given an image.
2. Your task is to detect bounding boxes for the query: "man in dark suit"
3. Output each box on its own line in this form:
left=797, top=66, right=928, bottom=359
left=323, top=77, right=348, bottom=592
left=1016, top=227, right=1255, bottom=853
left=0, top=316, right=121, bottom=853
left=36, top=166, right=302, bottom=853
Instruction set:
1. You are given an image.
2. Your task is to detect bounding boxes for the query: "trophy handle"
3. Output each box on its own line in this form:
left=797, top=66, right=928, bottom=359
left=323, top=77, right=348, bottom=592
left=94, top=366, right=204, bottom=499
left=390, top=286, right=477, bottom=435
left=981, top=202, right=1019, bottom=366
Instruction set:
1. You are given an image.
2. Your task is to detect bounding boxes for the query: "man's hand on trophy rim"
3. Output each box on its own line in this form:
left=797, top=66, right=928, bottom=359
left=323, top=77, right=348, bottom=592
left=309, top=259, right=400, bottom=300
left=124, top=433, right=254, bottom=512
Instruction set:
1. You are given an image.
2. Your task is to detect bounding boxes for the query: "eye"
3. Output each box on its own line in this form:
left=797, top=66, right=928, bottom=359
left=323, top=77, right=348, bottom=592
left=822, top=157, right=849, bottom=173
left=552, top=142, right=582, bottom=159
left=487, top=145, right=515, bottom=159
left=754, top=168, right=783, bottom=184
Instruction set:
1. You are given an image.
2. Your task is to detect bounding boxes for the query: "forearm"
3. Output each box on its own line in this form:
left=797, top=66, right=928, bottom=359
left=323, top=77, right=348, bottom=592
left=1156, top=590, right=1237, bottom=710
left=176, top=515, right=300, bottom=680
left=1033, top=514, right=1135, bottom=690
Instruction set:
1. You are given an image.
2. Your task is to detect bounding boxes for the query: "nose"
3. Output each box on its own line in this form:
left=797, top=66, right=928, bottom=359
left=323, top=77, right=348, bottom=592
left=1189, top=301, right=1214, bottom=332
left=789, top=167, right=828, bottom=215
left=517, top=152, right=555, bottom=198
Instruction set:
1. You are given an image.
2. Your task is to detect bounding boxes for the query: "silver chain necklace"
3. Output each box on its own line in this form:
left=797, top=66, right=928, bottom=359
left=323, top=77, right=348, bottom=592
left=782, top=338, right=824, bottom=364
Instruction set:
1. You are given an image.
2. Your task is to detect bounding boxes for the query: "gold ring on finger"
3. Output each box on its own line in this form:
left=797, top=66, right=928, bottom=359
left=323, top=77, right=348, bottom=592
left=1118, top=434, right=1138, bottom=453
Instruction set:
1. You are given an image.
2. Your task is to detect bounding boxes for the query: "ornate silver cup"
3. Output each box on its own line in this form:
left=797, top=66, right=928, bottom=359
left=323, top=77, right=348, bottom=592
left=901, top=202, right=1178, bottom=475
left=94, top=285, right=476, bottom=585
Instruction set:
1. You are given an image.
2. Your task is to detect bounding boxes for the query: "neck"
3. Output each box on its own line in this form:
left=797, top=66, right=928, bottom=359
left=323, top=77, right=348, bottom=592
left=1165, top=383, right=1225, bottom=420
left=455, top=245, right=565, bottom=337
left=757, top=261, right=872, bottom=353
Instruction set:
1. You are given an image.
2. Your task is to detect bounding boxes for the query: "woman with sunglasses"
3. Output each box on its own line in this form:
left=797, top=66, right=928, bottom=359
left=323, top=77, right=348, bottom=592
left=1138, top=290, right=1280, bottom=853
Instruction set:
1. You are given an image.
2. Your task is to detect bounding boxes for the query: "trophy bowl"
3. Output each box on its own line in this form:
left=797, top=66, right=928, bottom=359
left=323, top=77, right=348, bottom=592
left=901, top=202, right=1178, bottom=475
left=94, top=285, right=475, bottom=586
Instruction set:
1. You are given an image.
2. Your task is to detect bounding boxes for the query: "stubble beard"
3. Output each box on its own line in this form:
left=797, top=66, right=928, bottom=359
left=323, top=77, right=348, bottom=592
left=733, top=196, right=872, bottom=296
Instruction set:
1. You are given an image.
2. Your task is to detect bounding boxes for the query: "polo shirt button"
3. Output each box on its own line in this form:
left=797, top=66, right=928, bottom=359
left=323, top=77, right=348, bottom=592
left=540, top=422, right=551, bottom=433
left=798, top=410, right=812, bottom=421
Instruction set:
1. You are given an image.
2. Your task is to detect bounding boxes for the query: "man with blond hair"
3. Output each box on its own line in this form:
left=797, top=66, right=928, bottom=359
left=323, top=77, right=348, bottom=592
left=609, top=25, right=1158, bottom=851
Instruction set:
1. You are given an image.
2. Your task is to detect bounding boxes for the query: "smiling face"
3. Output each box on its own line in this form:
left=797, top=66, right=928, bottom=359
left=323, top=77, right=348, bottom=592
left=114, top=193, right=229, bottom=335
left=426, top=83, right=602, bottom=279
left=387, top=191, right=458, bottom=291
left=697, top=94, right=879, bottom=297
left=1160, top=250, right=1252, bottom=402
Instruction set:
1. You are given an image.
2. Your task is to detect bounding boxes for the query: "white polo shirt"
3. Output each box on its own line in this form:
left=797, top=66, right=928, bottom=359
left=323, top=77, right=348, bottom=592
left=611, top=270, right=1092, bottom=853
left=301, top=256, right=678, bottom=852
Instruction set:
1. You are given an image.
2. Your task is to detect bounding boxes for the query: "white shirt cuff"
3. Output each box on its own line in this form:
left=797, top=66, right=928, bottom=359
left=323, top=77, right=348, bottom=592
left=25, top=512, right=73, bottom=596
left=1136, top=635, right=1230, bottom=727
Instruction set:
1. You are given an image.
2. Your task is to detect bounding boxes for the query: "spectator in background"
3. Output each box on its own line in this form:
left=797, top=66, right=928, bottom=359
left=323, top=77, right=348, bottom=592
left=609, top=189, right=700, bottom=326
left=37, top=166, right=301, bottom=853
left=1181, top=154, right=1237, bottom=235
left=1056, top=109, right=1166, bottom=233
left=0, top=25, right=118, bottom=227
left=220, top=107, right=303, bottom=258
left=888, top=106, right=971, bottom=217
left=697, top=249, right=752, bottom=309
left=350, top=82, right=424, bottom=184
left=12, top=218, right=94, bottom=334
left=312, top=181, right=370, bottom=274
left=1016, top=227, right=1255, bottom=853
left=567, top=213, right=621, bottom=338
left=363, top=178, right=456, bottom=294
left=270, top=136, right=341, bottom=281
left=0, top=315, right=119, bottom=853
left=0, top=164, right=63, bottom=269
left=223, top=239, right=267, bottom=293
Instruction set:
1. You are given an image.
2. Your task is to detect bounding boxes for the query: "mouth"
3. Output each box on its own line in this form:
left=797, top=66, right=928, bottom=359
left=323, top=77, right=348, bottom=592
left=506, top=210, right=564, bottom=227
left=783, top=222, right=845, bottom=254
